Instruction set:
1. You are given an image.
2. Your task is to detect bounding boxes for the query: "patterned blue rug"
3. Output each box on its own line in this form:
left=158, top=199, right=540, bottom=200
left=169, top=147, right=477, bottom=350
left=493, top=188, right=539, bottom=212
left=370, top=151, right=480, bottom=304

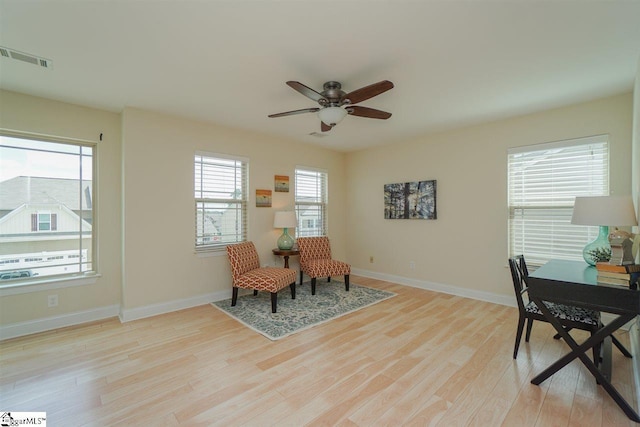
left=211, top=279, right=396, bottom=340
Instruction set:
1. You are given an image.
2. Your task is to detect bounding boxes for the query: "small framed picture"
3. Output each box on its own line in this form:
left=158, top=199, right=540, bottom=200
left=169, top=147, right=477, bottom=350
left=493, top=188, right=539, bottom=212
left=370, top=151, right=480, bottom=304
left=274, top=175, right=289, bottom=192
left=256, top=189, right=272, bottom=207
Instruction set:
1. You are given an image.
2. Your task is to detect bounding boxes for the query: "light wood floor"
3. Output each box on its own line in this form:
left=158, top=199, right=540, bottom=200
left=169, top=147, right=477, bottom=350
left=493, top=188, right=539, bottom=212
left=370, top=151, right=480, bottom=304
left=1, top=276, right=638, bottom=426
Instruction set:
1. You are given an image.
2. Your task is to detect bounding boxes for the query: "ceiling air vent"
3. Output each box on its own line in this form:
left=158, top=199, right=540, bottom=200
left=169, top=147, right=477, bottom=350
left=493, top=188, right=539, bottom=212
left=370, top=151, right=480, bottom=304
left=0, top=46, right=52, bottom=69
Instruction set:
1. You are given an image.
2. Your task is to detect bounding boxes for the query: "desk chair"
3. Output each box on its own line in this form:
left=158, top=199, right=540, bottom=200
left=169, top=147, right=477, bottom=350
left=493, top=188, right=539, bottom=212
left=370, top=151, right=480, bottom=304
left=510, top=255, right=602, bottom=362
left=510, top=255, right=632, bottom=361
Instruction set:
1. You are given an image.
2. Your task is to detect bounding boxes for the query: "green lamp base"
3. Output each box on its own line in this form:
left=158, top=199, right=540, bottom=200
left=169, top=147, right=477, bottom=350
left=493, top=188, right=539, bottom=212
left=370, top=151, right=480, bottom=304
left=277, top=227, right=294, bottom=250
left=582, top=225, right=611, bottom=266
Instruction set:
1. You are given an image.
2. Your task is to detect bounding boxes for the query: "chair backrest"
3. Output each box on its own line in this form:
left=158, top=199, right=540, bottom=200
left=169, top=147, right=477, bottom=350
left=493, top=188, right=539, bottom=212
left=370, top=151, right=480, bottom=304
left=226, top=241, right=260, bottom=280
left=297, top=237, right=332, bottom=266
left=508, top=255, right=530, bottom=312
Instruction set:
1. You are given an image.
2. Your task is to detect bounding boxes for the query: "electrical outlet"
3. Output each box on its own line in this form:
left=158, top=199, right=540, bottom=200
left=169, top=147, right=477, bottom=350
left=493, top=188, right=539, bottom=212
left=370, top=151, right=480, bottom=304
left=48, top=294, right=58, bottom=307
left=369, top=256, right=374, bottom=263
left=409, top=261, right=415, bottom=270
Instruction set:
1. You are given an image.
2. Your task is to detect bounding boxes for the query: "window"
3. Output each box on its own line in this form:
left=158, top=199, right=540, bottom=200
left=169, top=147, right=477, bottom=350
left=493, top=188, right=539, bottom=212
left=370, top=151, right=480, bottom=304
left=508, top=135, right=609, bottom=265
left=0, top=133, right=95, bottom=283
left=295, top=167, right=327, bottom=237
left=194, top=152, right=248, bottom=250
left=32, top=212, right=57, bottom=231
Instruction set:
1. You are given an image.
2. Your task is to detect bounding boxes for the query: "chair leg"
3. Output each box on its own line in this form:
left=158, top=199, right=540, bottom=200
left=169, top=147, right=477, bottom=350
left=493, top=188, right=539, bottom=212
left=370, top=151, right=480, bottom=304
left=345, top=274, right=350, bottom=291
left=590, top=330, right=601, bottom=367
left=299, top=270, right=303, bottom=285
left=514, top=315, right=526, bottom=359
left=612, top=334, right=633, bottom=358
left=253, top=290, right=258, bottom=296
left=271, top=292, right=277, bottom=313
left=327, top=276, right=331, bottom=282
left=231, top=287, right=239, bottom=306
left=525, top=318, right=533, bottom=342
left=290, top=282, right=296, bottom=300
left=311, top=277, right=317, bottom=295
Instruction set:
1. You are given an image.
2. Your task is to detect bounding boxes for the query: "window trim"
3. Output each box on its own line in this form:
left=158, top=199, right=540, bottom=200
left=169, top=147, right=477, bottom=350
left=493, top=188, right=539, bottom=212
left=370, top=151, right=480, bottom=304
left=194, top=151, right=249, bottom=252
left=0, top=129, right=98, bottom=288
left=294, top=166, right=328, bottom=237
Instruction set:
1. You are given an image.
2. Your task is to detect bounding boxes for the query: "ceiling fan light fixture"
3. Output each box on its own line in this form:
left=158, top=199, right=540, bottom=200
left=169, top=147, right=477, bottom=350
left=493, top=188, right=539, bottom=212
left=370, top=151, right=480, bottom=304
left=318, top=106, right=347, bottom=126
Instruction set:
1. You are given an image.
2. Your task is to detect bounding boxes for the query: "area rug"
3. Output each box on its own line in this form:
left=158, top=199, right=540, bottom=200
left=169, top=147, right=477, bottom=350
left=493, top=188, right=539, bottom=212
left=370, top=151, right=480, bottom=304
left=211, top=279, right=396, bottom=340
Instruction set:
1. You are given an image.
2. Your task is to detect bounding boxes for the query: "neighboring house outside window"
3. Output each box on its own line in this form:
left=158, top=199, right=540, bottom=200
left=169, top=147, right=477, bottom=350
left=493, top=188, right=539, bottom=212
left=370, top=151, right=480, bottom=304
left=295, top=167, right=328, bottom=237
left=507, top=135, right=609, bottom=266
left=194, top=152, right=248, bottom=251
left=0, top=134, right=95, bottom=283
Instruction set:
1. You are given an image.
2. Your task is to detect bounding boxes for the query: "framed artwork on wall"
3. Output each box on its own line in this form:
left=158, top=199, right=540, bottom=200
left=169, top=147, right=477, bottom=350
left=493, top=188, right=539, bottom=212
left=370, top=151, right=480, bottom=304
left=256, top=189, right=272, bottom=207
left=274, top=175, right=289, bottom=192
left=384, top=180, right=437, bottom=219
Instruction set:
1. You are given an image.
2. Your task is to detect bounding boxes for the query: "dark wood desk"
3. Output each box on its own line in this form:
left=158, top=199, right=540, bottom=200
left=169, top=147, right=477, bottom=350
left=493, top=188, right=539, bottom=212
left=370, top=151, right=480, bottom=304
left=528, top=259, right=640, bottom=422
left=272, top=248, right=299, bottom=269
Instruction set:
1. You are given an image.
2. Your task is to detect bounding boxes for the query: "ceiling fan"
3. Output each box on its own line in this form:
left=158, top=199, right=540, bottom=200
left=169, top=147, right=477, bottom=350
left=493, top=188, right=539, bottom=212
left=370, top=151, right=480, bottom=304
left=268, top=80, right=394, bottom=132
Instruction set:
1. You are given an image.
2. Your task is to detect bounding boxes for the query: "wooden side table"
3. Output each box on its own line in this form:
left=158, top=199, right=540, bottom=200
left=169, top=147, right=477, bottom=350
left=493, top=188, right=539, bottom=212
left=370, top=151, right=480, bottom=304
left=272, top=248, right=299, bottom=269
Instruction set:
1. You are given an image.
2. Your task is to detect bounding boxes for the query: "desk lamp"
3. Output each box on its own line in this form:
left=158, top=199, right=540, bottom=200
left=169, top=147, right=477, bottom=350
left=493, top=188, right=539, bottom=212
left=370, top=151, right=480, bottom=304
left=571, top=195, right=638, bottom=265
left=273, top=211, right=297, bottom=250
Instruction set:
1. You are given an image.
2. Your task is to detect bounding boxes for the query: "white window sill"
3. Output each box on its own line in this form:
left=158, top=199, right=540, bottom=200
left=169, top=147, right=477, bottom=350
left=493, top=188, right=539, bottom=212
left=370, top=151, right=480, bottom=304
left=0, top=273, right=101, bottom=296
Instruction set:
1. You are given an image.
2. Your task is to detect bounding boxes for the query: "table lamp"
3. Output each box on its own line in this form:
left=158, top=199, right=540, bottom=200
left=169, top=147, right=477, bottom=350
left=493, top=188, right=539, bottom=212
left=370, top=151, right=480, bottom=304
left=273, top=211, right=297, bottom=250
left=571, top=195, right=638, bottom=265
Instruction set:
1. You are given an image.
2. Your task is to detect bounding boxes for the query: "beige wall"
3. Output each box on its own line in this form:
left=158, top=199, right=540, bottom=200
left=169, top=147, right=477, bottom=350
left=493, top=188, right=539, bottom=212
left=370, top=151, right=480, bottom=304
left=0, top=93, right=346, bottom=328
left=120, top=108, right=346, bottom=311
left=0, top=90, right=122, bottom=324
left=345, top=93, right=633, bottom=297
left=0, top=88, right=633, bottom=331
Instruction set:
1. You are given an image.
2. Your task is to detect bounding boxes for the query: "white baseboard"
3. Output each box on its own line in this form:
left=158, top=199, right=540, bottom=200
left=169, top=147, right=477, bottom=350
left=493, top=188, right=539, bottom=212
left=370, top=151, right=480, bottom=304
left=1, top=290, right=232, bottom=340
left=0, top=304, right=120, bottom=341
left=119, top=290, right=230, bottom=322
left=0, top=273, right=513, bottom=341
left=351, top=268, right=516, bottom=307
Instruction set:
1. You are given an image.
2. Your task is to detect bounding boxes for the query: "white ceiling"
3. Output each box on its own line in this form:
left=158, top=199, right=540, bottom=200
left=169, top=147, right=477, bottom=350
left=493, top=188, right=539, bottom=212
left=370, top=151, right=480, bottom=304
left=1, top=1, right=639, bottom=152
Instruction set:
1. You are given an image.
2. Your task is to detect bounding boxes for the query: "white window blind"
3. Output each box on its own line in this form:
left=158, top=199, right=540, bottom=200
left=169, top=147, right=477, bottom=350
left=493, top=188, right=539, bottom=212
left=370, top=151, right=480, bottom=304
left=195, top=152, right=248, bottom=250
left=508, top=135, right=609, bottom=265
left=295, top=167, right=328, bottom=237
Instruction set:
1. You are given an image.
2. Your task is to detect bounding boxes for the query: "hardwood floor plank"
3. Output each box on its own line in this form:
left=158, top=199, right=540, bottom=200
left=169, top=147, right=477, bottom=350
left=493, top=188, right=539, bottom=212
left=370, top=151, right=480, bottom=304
left=569, top=394, right=603, bottom=427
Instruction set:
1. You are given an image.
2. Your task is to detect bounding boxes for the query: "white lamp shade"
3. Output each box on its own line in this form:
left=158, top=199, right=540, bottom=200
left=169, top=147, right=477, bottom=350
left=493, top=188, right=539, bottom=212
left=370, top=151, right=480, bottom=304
left=318, top=106, right=347, bottom=126
left=571, top=195, right=638, bottom=226
left=273, top=211, right=297, bottom=228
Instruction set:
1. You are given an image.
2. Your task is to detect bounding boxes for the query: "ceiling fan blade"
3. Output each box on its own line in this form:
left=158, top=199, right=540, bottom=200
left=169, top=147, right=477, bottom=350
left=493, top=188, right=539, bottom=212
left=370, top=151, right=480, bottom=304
left=286, top=81, right=327, bottom=103
left=268, top=107, right=319, bottom=118
left=347, top=106, right=392, bottom=119
left=341, top=80, right=394, bottom=105
left=321, top=122, right=332, bottom=132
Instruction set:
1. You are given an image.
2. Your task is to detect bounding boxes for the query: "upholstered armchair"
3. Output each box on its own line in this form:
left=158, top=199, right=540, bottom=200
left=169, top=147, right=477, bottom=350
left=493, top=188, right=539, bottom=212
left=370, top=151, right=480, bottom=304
left=226, top=241, right=296, bottom=313
left=297, top=236, right=350, bottom=295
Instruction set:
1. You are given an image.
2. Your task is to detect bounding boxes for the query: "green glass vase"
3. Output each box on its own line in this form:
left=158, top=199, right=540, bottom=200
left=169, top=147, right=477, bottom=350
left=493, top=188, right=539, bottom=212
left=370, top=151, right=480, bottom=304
left=277, top=227, right=294, bottom=250
left=582, top=225, right=611, bottom=266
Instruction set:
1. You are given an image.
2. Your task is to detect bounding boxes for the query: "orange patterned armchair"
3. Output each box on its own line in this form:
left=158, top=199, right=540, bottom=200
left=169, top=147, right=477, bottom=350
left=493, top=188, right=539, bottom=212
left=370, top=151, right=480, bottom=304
left=226, top=241, right=296, bottom=313
left=297, top=236, right=350, bottom=295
